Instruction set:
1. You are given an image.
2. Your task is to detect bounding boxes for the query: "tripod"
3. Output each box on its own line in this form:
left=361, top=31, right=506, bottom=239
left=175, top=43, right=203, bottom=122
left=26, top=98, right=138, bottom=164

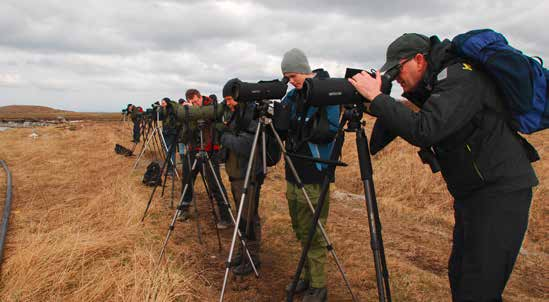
left=287, top=104, right=391, bottom=302
left=132, top=115, right=163, bottom=162
left=141, top=127, right=182, bottom=220
left=219, top=101, right=355, bottom=302
left=138, top=116, right=164, bottom=160
left=132, top=111, right=180, bottom=180
left=157, top=120, right=259, bottom=277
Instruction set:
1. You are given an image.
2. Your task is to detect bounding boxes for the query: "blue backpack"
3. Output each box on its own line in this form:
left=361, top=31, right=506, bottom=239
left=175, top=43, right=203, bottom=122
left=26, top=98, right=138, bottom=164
left=452, top=29, right=549, bottom=134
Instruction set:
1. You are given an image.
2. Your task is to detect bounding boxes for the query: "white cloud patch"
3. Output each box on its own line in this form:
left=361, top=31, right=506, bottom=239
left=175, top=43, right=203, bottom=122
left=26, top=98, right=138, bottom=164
left=0, top=0, right=547, bottom=111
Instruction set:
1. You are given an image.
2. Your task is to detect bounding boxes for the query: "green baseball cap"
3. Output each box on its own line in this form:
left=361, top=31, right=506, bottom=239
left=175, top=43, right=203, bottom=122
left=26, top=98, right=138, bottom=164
left=380, top=33, right=430, bottom=72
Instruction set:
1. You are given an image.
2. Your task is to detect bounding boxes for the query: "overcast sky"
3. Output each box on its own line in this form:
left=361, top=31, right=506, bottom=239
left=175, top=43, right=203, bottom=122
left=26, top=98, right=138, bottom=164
left=1, top=0, right=547, bottom=112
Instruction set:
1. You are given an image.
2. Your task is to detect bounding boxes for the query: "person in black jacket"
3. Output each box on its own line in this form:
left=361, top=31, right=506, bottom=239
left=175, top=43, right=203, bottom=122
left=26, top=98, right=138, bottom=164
left=160, top=97, right=177, bottom=176
left=128, top=104, right=142, bottom=143
left=219, top=95, right=265, bottom=276
left=348, top=33, right=538, bottom=302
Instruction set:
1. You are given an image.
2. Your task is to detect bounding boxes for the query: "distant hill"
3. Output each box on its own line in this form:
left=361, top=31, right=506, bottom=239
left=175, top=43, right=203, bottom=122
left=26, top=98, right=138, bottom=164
left=0, top=105, right=119, bottom=121
left=0, top=105, right=72, bottom=114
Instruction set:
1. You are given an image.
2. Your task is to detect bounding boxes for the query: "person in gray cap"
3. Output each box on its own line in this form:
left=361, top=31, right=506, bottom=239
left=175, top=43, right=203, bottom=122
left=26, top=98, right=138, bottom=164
left=280, top=48, right=340, bottom=302
left=349, top=33, right=538, bottom=302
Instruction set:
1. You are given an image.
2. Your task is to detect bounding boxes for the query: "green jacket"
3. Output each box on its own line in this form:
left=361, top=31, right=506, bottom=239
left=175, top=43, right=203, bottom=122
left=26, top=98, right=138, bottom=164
left=162, top=101, right=225, bottom=151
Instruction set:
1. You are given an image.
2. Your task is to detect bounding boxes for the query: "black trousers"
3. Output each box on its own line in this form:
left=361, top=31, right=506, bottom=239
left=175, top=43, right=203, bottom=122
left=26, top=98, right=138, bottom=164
left=449, top=188, right=532, bottom=302
left=132, top=120, right=141, bottom=142
left=163, top=133, right=177, bottom=171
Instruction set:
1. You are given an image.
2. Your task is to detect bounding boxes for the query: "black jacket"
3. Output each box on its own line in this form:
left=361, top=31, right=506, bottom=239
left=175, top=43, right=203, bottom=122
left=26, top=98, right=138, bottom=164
left=220, top=103, right=262, bottom=180
left=370, top=38, right=538, bottom=199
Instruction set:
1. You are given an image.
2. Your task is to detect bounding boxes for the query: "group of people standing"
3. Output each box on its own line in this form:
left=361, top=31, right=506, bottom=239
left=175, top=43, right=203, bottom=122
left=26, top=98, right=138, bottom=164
left=130, top=32, right=539, bottom=301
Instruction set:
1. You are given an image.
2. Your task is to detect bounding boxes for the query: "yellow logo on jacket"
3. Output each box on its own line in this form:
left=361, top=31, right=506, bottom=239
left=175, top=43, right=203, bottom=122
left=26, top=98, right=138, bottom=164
left=462, top=63, right=473, bottom=71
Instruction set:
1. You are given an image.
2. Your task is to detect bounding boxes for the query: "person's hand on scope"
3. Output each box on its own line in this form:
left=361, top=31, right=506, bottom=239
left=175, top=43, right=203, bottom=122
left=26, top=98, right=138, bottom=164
left=348, top=70, right=382, bottom=102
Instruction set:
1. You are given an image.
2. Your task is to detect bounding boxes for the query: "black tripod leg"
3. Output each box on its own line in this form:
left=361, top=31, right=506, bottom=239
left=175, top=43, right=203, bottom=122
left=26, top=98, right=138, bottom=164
left=154, top=130, right=166, bottom=163
left=198, top=158, right=223, bottom=252
left=158, top=158, right=201, bottom=262
left=142, top=131, right=180, bottom=221
left=220, top=122, right=262, bottom=302
left=132, top=126, right=155, bottom=172
left=171, top=163, right=175, bottom=209
left=205, top=151, right=260, bottom=278
left=285, top=120, right=357, bottom=302
left=137, top=120, right=149, bottom=156
left=161, top=166, right=169, bottom=197
left=150, top=128, right=161, bottom=161
left=356, top=128, right=391, bottom=302
left=185, top=152, right=203, bottom=244
left=188, top=157, right=203, bottom=244
left=136, top=120, right=150, bottom=154
left=161, top=135, right=177, bottom=198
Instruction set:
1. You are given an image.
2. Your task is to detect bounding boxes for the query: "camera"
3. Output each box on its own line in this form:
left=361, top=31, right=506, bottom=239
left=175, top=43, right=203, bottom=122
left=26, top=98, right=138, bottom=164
left=151, top=101, right=161, bottom=109
left=223, top=78, right=288, bottom=103
left=302, top=68, right=399, bottom=107
left=163, top=101, right=224, bottom=124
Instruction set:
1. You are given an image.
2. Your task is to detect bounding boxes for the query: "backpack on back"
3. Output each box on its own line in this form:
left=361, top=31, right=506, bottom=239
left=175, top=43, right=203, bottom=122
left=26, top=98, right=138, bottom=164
left=452, top=29, right=549, bottom=134
left=142, top=161, right=162, bottom=186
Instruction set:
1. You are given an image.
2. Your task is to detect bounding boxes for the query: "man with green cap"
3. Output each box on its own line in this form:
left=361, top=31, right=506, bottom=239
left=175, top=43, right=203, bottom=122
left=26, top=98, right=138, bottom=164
left=280, top=48, right=340, bottom=302
left=349, top=33, right=538, bottom=302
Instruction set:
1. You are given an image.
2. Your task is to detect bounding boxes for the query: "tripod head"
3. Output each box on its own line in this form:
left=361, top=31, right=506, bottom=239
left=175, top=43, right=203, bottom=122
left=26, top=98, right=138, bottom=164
left=342, top=103, right=367, bottom=131
left=196, top=119, right=207, bottom=129
left=254, top=99, right=274, bottom=119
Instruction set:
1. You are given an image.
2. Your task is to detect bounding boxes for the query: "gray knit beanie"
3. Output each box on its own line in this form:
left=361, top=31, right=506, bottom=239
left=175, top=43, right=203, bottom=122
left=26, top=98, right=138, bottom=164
left=281, top=48, right=312, bottom=74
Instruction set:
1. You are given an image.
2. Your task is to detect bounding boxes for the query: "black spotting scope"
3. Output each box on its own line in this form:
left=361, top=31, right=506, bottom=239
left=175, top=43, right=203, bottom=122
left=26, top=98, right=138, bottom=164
left=302, top=67, right=399, bottom=106
left=223, top=78, right=288, bottom=102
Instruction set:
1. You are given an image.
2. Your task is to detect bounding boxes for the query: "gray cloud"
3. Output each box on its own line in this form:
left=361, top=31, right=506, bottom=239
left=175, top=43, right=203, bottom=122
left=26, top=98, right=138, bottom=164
left=0, top=0, right=547, bottom=111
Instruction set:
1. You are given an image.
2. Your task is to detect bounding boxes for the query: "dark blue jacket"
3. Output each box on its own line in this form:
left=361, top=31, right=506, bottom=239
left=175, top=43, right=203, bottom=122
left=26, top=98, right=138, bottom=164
left=282, top=82, right=340, bottom=184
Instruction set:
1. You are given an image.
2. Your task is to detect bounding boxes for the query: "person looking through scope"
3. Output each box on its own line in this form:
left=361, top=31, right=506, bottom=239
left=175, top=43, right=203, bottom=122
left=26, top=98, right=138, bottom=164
left=348, top=33, right=539, bottom=302
left=166, top=89, right=233, bottom=229
left=280, top=48, right=340, bottom=302
left=218, top=94, right=265, bottom=276
left=128, top=104, right=143, bottom=143
left=159, top=98, right=177, bottom=177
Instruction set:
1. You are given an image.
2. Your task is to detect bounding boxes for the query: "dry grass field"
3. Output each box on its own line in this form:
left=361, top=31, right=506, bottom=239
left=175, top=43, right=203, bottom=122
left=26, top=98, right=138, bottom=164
left=0, top=114, right=546, bottom=301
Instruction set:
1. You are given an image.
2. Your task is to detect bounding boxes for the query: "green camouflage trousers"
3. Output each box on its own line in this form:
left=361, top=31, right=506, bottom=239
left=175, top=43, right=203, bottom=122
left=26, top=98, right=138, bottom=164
left=286, top=182, right=330, bottom=288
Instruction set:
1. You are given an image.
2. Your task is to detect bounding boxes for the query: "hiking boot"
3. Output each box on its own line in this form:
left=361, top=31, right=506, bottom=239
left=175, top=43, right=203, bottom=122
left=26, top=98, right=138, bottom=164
left=233, top=255, right=260, bottom=276
left=177, top=207, right=191, bottom=221
left=302, top=287, right=327, bottom=302
left=216, top=218, right=233, bottom=230
left=286, top=279, right=310, bottom=294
